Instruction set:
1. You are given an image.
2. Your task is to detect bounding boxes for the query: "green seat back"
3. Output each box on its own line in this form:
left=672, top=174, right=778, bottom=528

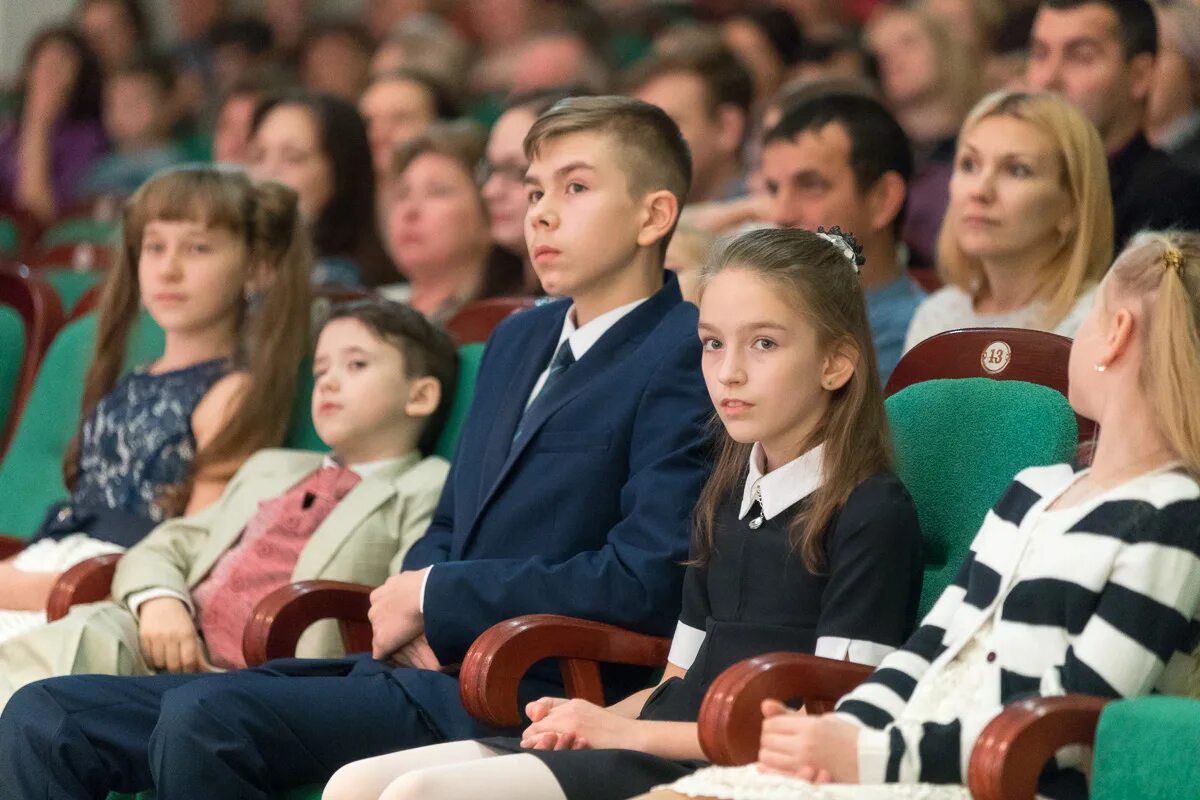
left=283, top=359, right=326, bottom=452
left=0, top=305, right=25, bottom=438
left=0, top=311, right=164, bottom=537
left=40, top=269, right=103, bottom=315
left=434, top=343, right=483, bottom=459
left=1091, top=696, right=1200, bottom=800
left=41, top=218, right=119, bottom=249
left=885, top=378, right=1078, bottom=618
left=0, top=217, right=19, bottom=255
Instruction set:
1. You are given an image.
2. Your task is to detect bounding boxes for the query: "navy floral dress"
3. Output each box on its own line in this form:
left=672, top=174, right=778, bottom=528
left=35, top=357, right=232, bottom=546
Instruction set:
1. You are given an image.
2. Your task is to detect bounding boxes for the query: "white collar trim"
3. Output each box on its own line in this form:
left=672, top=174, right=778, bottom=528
left=738, top=442, right=826, bottom=521
left=557, top=296, right=649, bottom=360
left=322, top=452, right=417, bottom=479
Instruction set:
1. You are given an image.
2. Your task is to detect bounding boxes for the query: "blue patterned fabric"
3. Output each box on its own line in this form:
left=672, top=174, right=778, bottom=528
left=70, top=357, right=231, bottom=523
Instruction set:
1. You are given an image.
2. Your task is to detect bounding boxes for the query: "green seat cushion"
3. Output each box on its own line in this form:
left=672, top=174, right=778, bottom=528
left=0, top=311, right=163, bottom=538
left=434, top=343, right=483, bottom=460
left=885, top=378, right=1079, bottom=618
left=41, top=217, right=119, bottom=248
left=0, top=217, right=19, bottom=255
left=0, top=305, right=25, bottom=437
left=40, top=268, right=103, bottom=315
left=1092, top=696, right=1200, bottom=800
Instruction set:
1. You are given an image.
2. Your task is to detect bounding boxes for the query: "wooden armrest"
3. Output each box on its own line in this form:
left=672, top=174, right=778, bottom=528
left=45, top=553, right=122, bottom=621
left=698, top=652, right=875, bottom=766
left=0, top=534, right=25, bottom=559
left=459, top=614, right=671, bottom=728
left=968, top=694, right=1108, bottom=800
left=242, top=580, right=373, bottom=667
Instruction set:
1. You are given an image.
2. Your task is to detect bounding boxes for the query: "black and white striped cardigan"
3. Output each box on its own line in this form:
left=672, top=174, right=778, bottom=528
left=833, top=463, right=1200, bottom=797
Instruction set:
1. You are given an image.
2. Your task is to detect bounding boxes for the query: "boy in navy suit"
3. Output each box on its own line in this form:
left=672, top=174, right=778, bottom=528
left=0, top=96, right=713, bottom=800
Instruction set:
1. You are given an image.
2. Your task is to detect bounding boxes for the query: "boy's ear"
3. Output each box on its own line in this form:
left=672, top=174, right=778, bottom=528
left=637, top=189, right=680, bottom=249
left=821, top=340, right=859, bottom=391
left=404, top=376, right=441, bottom=419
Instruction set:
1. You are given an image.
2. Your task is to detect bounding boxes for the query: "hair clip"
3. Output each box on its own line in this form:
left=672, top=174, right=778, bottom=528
left=815, top=226, right=866, bottom=274
left=1163, top=246, right=1184, bottom=276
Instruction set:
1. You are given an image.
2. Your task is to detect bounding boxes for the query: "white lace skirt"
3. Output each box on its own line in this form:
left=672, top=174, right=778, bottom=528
left=0, top=534, right=126, bottom=645
left=662, top=765, right=972, bottom=800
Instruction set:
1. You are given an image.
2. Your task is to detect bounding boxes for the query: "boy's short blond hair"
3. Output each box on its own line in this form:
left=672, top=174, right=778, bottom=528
left=524, top=95, right=692, bottom=212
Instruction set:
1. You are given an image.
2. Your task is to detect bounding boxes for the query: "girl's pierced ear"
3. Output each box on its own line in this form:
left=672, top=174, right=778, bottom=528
left=1094, top=362, right=1107, bottom=373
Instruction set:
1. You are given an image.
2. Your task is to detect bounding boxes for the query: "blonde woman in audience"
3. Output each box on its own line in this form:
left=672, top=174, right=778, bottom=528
left=381, top=120, right=526, bottom=322
left=642, top=230, right=1200, bottom=800
left=905, top=90, right=1112, bottom=350
left=0, top=167, right=311, bottom=644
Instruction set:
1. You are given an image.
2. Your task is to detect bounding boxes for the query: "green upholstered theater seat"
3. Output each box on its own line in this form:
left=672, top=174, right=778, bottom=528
left=0, top=305, right=25, bottom=441
left=0, top=311, right=163, bottom=538
left=39, top=268, right=103, bottom=316
left=1091, top=696, right=1200, bottom=800
left=885, top=378, right=1079, bottom=618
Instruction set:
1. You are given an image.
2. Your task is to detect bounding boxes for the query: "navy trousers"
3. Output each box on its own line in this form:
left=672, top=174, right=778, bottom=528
left=0, top=655, right=512, bottom=800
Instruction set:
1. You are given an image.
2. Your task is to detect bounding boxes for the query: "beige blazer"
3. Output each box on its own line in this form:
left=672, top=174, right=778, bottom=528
left=0, top=448, right=448, bottom=709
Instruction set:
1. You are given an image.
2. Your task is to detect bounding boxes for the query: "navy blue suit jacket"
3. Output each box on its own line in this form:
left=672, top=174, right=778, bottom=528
left=403, top=276, right=711, bottom=677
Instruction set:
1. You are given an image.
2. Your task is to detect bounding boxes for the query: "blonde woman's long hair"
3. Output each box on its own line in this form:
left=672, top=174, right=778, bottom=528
left=936, top=90, right=1113, bottom=328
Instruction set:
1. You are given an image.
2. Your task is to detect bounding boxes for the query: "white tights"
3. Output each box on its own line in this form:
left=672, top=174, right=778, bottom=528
left=322, top=740, right=569, bottom=800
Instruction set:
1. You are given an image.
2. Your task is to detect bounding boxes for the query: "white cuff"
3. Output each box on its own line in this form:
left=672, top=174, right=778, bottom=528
left=854, top=723, right=892, bottom=784
left=418, top=567, right=431, bottom=614
left=127, top=587, right=194, bottom=617
left=666, top=620, right=706, bottom=670
left=815, top=636, right=895, bottom=667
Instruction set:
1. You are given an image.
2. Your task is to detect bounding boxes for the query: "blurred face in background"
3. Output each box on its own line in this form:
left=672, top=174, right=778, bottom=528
left=213, top=92, right=259, bottom=164
left=868, top=10, right=940, bottom=107
left=249, top=104, right=335, bottom=221
left=301, top=31, right=372, bottom=101
left=480, top=105, right=537, bottom=255
left=104, top=73, right=173, bottom=148
left=359, top=77, right=438, bottom=178
left=388, top=152, right=491, bottom=279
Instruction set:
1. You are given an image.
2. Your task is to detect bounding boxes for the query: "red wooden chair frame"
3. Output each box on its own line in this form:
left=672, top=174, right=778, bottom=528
left=238, top=580, right=670, bottom=727
left=0, top=265, right=67, bottom=455
left=445, top=297, right=537, bottom=345
left=885, top=327, right=1098, bottom=449
left=0, top=205, right=44, bottom=260
left=45, top=553, right=123, bottom=620
left=0, top=534, right=25, bottom=559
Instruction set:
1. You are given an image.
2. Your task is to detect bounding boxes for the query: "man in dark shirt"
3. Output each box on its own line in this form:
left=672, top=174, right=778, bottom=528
left=1027, top=0, right=1200, bottom=249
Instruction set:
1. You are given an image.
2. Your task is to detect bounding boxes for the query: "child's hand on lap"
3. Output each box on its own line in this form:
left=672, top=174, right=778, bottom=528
left=137, top=596, right=213, bottom=673
left=756, top=699, right=859, bottom=784
left=389, top=633, right=442, bottom=671
left=520, top=698, right=636, bottom=751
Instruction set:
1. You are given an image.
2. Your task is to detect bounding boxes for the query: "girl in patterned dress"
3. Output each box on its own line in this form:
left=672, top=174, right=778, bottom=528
left=321, top=227, right=926, bottom=800
left=641, top=231, right=1200, bottom=800
left=0, top=166, right=312, bottom=642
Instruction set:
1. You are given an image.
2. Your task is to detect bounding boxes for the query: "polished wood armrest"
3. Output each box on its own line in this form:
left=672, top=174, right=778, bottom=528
left=0, top=534, right=25, bottom=559
left=45, top=553, right=122, bottom=621
left=967, top=694, right=1108, bottom=800
left=459, top=614, right=671, bottom=728
left=242, top=580, right=373, bottom=667
left=698, top=652, right=875, bottom=766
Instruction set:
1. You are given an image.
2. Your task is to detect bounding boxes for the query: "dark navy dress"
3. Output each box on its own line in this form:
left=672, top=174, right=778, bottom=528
left=485, top=472, right=924, bottom=800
